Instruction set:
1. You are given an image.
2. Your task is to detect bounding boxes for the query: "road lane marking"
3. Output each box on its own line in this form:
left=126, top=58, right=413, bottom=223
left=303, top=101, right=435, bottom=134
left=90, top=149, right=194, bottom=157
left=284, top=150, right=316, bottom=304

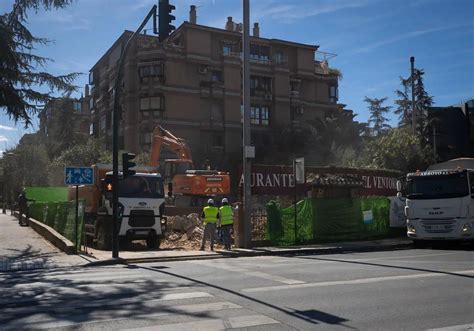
left=190, top=260, right=305, bottom=285
left=427, top=323, right=474, bottom=330
left=242, top=269, right=474, bottom=293
left=127, top=314, right=279, bottom=330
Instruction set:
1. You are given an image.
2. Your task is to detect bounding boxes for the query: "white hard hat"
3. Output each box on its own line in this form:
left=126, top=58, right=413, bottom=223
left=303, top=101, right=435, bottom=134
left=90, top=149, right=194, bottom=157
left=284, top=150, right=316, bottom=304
left=222, top=198, right=228, bottom=204
left=207, top=198, right=214, bottom=204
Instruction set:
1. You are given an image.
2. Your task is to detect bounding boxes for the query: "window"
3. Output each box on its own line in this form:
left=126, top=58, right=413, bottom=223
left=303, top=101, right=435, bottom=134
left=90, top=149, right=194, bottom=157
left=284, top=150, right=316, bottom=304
left=211, top=70, right=223, bottom=83
left=250, top=44, right=270, bottom=62
left=138, top=63, right=164, bottom=78
left=251, top=107, right=260, bottom=124
left=89, top=97, right=95, bottom=110
left=140, top=96, right=164, bottom=111
left=250, top=76, right=272, bottom=95
left=212, top=134, right=224, bottom=148
left=141, top=132, right=152, bottom=145
left=223, top=46, right=232, bottom=55
left=89, top=123, right=94, bottom=136
left=100, top=115, right=106, bottom=131
left=329, top=85, right=338, bottom=103
left=73, top=101, right=82, bottom=113
left=261, top=106, right=269, bottom=125
left=242, top=105, right=270, bottom=126
left=89, top=71, right=94, bottom=85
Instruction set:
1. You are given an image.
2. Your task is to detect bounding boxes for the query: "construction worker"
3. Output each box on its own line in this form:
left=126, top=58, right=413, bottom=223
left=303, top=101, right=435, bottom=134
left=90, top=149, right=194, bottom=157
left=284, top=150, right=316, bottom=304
left=219, top=198, right=234, bottom=250
left=200, top=198, right=219, bottom=251
left=17, top=189, right=32, bottom=226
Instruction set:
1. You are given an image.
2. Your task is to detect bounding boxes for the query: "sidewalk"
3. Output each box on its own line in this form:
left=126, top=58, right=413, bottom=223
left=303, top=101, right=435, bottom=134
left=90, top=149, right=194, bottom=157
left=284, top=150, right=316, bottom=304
left=0, top=212, right=86, bottom=272
left=1, top=211, right=413, bottom=269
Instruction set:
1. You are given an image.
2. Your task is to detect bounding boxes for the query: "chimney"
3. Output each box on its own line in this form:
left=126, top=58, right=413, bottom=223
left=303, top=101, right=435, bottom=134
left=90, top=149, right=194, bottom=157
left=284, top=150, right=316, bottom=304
left=225, top=16, right=234, bottom=31
left=85, top=84, right=89, bottom=97
left=253, top=22, right=260, bottom=37
left=189, top=5, right=197, bottom=24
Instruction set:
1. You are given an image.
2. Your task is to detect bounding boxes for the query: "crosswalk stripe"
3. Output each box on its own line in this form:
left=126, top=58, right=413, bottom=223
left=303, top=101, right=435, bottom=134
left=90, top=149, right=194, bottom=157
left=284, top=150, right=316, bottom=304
left=242, top=269, right=474, bottom=293
left=127, top=314, right=280, bottom=330
left=14, top=301, right=243, bottom=330
left=191, top=260, right=305, bottom=285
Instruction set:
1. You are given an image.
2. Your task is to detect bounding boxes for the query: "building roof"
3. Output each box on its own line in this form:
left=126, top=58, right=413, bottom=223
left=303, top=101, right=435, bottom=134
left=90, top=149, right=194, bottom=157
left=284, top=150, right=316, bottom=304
left=171, top=21, right=319, bottom=51
left=90, top=19, right=321, bottom=72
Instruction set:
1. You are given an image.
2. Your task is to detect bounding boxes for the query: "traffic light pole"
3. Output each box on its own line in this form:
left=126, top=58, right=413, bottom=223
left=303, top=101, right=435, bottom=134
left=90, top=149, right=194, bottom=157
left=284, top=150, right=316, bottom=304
left=112, top=5, right=157, bottom=259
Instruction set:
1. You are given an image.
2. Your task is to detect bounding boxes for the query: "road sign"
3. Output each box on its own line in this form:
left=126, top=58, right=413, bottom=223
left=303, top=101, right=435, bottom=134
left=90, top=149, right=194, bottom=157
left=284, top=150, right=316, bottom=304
left=294, top=157, right=305, bottom=184
left=64, top=167, right=94, bottom=186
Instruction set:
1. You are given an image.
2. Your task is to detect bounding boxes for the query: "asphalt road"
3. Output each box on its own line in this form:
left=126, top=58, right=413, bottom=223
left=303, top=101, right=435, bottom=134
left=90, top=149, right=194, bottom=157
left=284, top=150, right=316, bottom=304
left=1, top=246, right=473, bottom=330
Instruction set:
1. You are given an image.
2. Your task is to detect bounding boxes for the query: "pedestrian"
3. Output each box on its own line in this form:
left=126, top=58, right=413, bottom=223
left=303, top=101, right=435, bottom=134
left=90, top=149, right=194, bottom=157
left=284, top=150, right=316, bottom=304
left=200, top=198, right=219, bottom=251
left=219, top=198, right=234, bottom=250
left=17, top=189, right=30, bottom=226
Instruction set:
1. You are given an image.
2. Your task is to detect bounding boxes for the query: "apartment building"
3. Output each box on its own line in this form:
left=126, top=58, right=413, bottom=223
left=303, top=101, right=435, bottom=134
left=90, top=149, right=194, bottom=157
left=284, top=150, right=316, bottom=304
left=88, top=6, right=344, bottom=171
left=39, top=93, right=91, bottom=142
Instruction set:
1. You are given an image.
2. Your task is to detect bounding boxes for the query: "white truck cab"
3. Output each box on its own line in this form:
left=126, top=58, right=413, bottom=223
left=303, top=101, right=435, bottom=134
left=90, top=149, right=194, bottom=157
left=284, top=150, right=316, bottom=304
left=403, top=168, right=474, bottom=245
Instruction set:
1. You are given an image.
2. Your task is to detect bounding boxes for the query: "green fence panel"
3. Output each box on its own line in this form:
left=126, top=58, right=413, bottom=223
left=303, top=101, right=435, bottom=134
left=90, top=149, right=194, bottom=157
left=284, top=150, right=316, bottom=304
left=266, top=196, right=393, bottom=246
left=28, top=202, right=47, bottom=222
left=28, top=199, right=85, bottom=252
left=44, top=203, right=58, bottom=228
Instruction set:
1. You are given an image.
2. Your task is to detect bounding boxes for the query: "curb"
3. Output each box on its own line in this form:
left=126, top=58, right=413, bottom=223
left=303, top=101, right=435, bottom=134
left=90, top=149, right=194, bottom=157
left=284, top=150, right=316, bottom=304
left=82, top=240, right=412, bottom=266
left=83, top=253, right=227, bottom=267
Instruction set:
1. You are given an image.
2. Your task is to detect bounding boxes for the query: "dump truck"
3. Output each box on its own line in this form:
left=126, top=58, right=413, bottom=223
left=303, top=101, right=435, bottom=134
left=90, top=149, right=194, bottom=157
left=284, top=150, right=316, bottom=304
left=149, top=126, right=231, bottom=207
left=399, top=158, right=474, bottom=246
left=68, top=163, right=167, bottom=250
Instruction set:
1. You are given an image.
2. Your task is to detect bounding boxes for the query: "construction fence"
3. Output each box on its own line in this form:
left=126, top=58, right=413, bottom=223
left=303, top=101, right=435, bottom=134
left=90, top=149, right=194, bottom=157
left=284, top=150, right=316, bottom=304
left=266, top=197, right=398, bottom=245
left=26, top=187, right=84, bottom=251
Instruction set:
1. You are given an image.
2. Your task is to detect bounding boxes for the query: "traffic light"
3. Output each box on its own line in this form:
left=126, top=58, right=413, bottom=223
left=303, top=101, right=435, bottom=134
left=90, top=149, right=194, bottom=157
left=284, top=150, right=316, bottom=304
left=159, top=0, right=175, bottom=42
left=122, top=153, right=136, bottom=179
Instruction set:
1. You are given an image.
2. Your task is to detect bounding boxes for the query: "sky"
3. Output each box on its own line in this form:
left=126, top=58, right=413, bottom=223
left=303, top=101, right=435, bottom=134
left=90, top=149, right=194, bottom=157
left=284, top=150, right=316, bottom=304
left=1, top=0, right=473, bottom=155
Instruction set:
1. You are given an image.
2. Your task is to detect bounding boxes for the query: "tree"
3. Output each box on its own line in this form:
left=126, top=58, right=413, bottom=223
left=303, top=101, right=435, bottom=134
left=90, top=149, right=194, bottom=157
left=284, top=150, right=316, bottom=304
left=364, top=96, right=391, bottom=136
left=48, top=138, right=111, bottom=185
left=394, top=68, right=434, bottom=137
left=359, top=127, right=434, bottom=173
left=0, top=0, right=78, bottom=127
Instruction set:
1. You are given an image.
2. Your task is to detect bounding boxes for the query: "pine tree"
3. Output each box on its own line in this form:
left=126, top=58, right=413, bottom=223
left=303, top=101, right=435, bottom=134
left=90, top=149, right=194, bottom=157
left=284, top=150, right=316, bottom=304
left=394, top=77, right=411, bottom=127
left=364, top=96, right=391, bottom=136
left=0, top=0, right=78, bottom=127
left=394, top=68, right=434, bottom=138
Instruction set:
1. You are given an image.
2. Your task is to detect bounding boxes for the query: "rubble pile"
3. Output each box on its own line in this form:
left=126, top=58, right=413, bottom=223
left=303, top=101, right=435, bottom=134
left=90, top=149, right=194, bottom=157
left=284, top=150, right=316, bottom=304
left=161, top=213, right=223, bottom=250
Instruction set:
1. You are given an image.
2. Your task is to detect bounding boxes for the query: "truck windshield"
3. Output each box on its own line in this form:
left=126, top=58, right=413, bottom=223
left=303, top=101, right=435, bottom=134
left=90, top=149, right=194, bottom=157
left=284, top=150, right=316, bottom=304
left=406, top=173, right=469, bottom=199
left=119, top=176, right=164, bottom=198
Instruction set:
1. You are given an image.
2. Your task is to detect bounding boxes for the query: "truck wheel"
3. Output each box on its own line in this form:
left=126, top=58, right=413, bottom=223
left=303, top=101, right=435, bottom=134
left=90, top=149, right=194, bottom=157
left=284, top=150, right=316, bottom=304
left=146, top=235, right=161, bottom=249
left=97, top=224, right=111, bottom=250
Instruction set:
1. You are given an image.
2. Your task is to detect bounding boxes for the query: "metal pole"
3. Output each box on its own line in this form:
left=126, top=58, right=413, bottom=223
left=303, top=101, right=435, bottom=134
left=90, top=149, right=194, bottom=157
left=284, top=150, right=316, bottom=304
left=242, top=0, right=252, bottom=248
left=112, top=5, right=157, bottom=259
left=293, top=160, right=297, bottom=245
left=75, top=185, right=79, bottom=254
left=410, top=56, right=416, bottom=134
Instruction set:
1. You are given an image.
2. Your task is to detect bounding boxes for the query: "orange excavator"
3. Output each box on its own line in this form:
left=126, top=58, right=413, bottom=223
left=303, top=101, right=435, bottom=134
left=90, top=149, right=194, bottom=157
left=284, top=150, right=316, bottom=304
left=150, top=125, right=231, bottom=206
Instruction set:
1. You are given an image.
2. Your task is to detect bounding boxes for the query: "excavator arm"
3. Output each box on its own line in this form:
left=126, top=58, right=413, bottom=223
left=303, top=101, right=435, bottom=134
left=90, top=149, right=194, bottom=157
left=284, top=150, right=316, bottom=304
left=150, top=126, right=193, bottom=168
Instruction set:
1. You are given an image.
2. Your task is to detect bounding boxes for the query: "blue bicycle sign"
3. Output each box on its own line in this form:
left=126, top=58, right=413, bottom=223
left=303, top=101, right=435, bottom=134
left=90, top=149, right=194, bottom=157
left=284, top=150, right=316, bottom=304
left=65, top=167, right=94, bottom=185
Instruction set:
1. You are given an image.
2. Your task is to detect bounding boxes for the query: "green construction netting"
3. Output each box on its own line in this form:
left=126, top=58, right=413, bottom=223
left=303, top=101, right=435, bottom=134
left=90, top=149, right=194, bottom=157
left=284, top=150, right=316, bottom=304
left=25, top=187, right=68, bottom=202
left=27, top=188, right=84, bottom=251
left=266, top=197, right=393, bottom=245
